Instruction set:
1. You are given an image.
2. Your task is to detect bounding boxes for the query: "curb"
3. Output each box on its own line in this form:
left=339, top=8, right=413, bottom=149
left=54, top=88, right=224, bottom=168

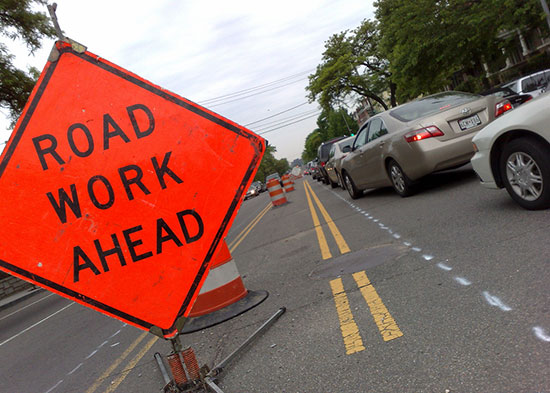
left=0, top=288, right=45, bottom=312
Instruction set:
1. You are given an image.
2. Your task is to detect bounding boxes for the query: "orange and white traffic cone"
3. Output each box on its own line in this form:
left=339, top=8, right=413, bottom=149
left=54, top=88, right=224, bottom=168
left=282, top=174, right=295, bottom=192
left=267, top=178, right=288, bottom=206
left=181, top=240, right=268, bottom=333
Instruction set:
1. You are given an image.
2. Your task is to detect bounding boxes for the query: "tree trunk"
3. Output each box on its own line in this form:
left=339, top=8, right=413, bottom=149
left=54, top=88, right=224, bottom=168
left=389, top=82, right=397, bottom=107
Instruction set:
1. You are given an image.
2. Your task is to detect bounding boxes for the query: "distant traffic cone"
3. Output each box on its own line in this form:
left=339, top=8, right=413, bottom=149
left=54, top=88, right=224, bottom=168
left=181, top=240, right=268, bottom=333
left=282, top=174, right=295, bottom=192
left=267, top=178, right=288, bottom=206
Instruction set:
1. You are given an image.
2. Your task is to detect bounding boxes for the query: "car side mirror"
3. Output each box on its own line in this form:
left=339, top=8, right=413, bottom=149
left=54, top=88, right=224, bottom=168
left=342, top=145, right=351, bottom=153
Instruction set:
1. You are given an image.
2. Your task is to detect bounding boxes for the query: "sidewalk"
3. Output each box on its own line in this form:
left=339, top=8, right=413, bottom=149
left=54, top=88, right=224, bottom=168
left=0, top=287, right=44, bottom=311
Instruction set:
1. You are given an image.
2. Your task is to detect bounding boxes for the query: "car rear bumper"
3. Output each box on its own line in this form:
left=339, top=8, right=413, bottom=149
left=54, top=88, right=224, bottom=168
left=403, top=132, right=478, bottom=180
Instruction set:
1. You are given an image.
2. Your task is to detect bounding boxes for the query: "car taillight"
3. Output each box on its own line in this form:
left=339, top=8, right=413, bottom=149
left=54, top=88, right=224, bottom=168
left=495, top=99, right=512, bottom=117
left=321, top=162, right=325, bottom=167
left=404, top=126, right=444, bottom=143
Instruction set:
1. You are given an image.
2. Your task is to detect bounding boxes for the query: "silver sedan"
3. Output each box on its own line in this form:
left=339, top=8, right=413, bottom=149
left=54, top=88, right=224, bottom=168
left=340, top=91, right=509, bottom=199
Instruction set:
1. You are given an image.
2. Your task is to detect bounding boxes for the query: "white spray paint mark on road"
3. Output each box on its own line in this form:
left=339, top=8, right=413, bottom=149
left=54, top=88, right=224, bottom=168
left=533, top=327, right=550, bottom=342
left=454, top=277, right=472, bottom=286
left=68, top=363, right=83, bottom=375
left=393, top=233, right=401, bottom=239
left=411, top=247, right=422, bottom=252
left=403, top=241, right=411, bottom=246
left=111, top=342, right=120, bottom=347
left=422, top=254, right=434, bottom=261
left=482, top=291, right=512, bottom=311
left=437, top=263, right=453, bottom=271
left=86, top=349, right=98, bottom=359
left=44, top=380, right=63, bottom=393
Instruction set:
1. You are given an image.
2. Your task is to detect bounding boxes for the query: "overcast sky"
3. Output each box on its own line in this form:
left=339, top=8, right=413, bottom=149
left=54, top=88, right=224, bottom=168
left=1, top=0, right=375, bottom=162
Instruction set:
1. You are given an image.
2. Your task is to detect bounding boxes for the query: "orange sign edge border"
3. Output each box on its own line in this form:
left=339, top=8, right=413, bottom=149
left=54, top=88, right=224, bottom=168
left=0, top=42, right=265, bottom=339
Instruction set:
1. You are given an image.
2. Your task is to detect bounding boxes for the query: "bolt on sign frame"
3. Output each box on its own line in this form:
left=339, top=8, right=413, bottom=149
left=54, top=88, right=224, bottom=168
left=0, top=41, right=265, bottom=338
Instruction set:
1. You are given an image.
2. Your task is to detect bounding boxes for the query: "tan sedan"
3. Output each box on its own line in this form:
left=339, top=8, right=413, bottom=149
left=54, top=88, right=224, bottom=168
left=340, top=91, right=512, bottom=198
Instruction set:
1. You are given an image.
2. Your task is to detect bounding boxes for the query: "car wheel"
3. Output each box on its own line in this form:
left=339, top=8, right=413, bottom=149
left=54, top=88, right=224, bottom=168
left=343, top=171, right=362, bottom=199
left=387, top=160, right=414, bottom=197
left=500, top=137, right=550, bottom=210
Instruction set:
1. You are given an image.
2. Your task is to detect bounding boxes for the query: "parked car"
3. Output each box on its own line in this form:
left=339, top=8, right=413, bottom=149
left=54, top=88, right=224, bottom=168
left=502, top=69, right=550, bottom=98
left=325, top=136, right=355, bottom=188
left=480, top=86, right=532, bottom=108
left=471, top=92, right=550, bottom=210
left=310, top=159, right=321, bottom=180
left=317, top=136, right=349, bottom=184
left=244, top=182, right=261, bottom=200
left=251, top=180, right=266, bottom=192
left=340, top=91, right=512, bottom=199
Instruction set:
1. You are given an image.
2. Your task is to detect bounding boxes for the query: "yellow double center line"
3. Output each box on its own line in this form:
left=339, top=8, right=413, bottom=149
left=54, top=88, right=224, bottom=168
left=303, top=180, right=350, bottom=259
left=304, top=180, right=403, bottom=354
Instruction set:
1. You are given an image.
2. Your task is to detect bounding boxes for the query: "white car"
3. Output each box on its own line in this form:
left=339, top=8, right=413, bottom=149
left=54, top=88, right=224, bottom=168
left=471, top=93, right=550, bottom=209
left=502, top=69, right=550, bottom=98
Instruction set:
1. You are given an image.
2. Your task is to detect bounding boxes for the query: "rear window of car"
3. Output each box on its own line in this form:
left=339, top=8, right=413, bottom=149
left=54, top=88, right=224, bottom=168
left=389, top=92, right=480, bottom=122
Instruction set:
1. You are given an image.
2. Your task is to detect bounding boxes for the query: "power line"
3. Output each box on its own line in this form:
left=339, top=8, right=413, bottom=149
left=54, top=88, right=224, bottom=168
left=252, top=108, right=320, bottom=129
left=244, top=102, right=309, bottom=126
left=198, top=69, right=313, bottom=105
left=205, top=77, right=308, bottom=108
left=257, top=111, right=321, bottom=135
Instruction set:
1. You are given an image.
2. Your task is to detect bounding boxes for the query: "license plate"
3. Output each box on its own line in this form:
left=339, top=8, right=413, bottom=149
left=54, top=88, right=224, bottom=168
left=458, top=114, right=481, bottom=131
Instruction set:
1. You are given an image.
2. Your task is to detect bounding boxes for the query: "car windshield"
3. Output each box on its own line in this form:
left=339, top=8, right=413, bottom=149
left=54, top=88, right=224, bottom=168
left=390, top=92, right=480, bottom=122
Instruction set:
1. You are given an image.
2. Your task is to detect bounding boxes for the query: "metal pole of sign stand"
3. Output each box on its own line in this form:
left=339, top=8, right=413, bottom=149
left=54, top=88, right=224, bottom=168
left=158, top=307, right=286, bottom=393
left=203, top=307, right=286, bottom=392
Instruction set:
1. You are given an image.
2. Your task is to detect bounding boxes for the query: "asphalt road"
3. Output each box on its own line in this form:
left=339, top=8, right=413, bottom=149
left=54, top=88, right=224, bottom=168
left=1, top=164, right=549, bottom=392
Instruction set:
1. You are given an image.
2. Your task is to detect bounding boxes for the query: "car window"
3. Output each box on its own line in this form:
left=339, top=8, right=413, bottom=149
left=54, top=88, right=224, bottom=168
left=367, top=118, right=388, bottom=142
left=353, top=123, right=369, bottom=149
left=390, top=92, right=480, bottom=122
left=329, top=144, right=336, bottom=158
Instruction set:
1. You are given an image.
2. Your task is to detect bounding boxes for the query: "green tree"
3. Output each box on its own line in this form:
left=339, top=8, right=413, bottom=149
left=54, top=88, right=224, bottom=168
left=375, top=0, right=545, bottom=101
left=254, top=145, right=290, bottom=182
left=0, top=0, right=55, bottom=123
left=301, top=107, right=357, bottom=162
left=306, top=19, right=396, bottom=112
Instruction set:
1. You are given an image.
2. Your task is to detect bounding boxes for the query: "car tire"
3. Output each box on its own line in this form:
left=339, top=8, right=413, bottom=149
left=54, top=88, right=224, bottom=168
left=499, top=137, right=550, bottom=210
left=387, top=160, right=414, bottom=197
left=343, top=171, right=362, bottom=199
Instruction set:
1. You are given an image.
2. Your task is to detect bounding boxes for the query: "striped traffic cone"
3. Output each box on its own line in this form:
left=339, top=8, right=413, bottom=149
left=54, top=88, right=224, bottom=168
left=180, top=240, right=268, bottom=333
left=282, top=174, right=295, bottom=192
left=267, top=178, right=288, bottom=206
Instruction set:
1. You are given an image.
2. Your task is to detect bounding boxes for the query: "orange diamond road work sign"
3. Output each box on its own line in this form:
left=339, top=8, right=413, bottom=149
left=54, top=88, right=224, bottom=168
left=0, top=41, right=265, bottom=338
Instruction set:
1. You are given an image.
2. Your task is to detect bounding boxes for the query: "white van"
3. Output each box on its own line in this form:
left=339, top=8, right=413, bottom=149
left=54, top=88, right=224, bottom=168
left=502, top=69, right=550, bottom=98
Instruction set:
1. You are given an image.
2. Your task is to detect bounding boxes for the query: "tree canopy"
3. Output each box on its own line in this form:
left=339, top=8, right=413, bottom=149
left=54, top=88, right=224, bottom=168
left=254, top=145, right=290, bottom=182
left=0, top=0, right=55, bottom=123
left=375, top=0, right=546, bottom=100
left=301, top=107, right=357, bottom=163
left=306, top=19, right=396, bottom=112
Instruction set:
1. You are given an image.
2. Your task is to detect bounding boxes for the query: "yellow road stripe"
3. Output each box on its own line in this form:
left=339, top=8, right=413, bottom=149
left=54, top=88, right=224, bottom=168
left=329, top=278, right=365, bottom=354
left=304, top=181, right=351, bottom=255
left=228, top=202, right=271, bottom=250
left=103, top=335, right=159, bottom=393
left=229, top=202, right=272, bottom=253
left=353, top=271, right=403, bottom=342
left=304, top=180, right=332, bottom=259
left=85, top=331, right=148, bottom=393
